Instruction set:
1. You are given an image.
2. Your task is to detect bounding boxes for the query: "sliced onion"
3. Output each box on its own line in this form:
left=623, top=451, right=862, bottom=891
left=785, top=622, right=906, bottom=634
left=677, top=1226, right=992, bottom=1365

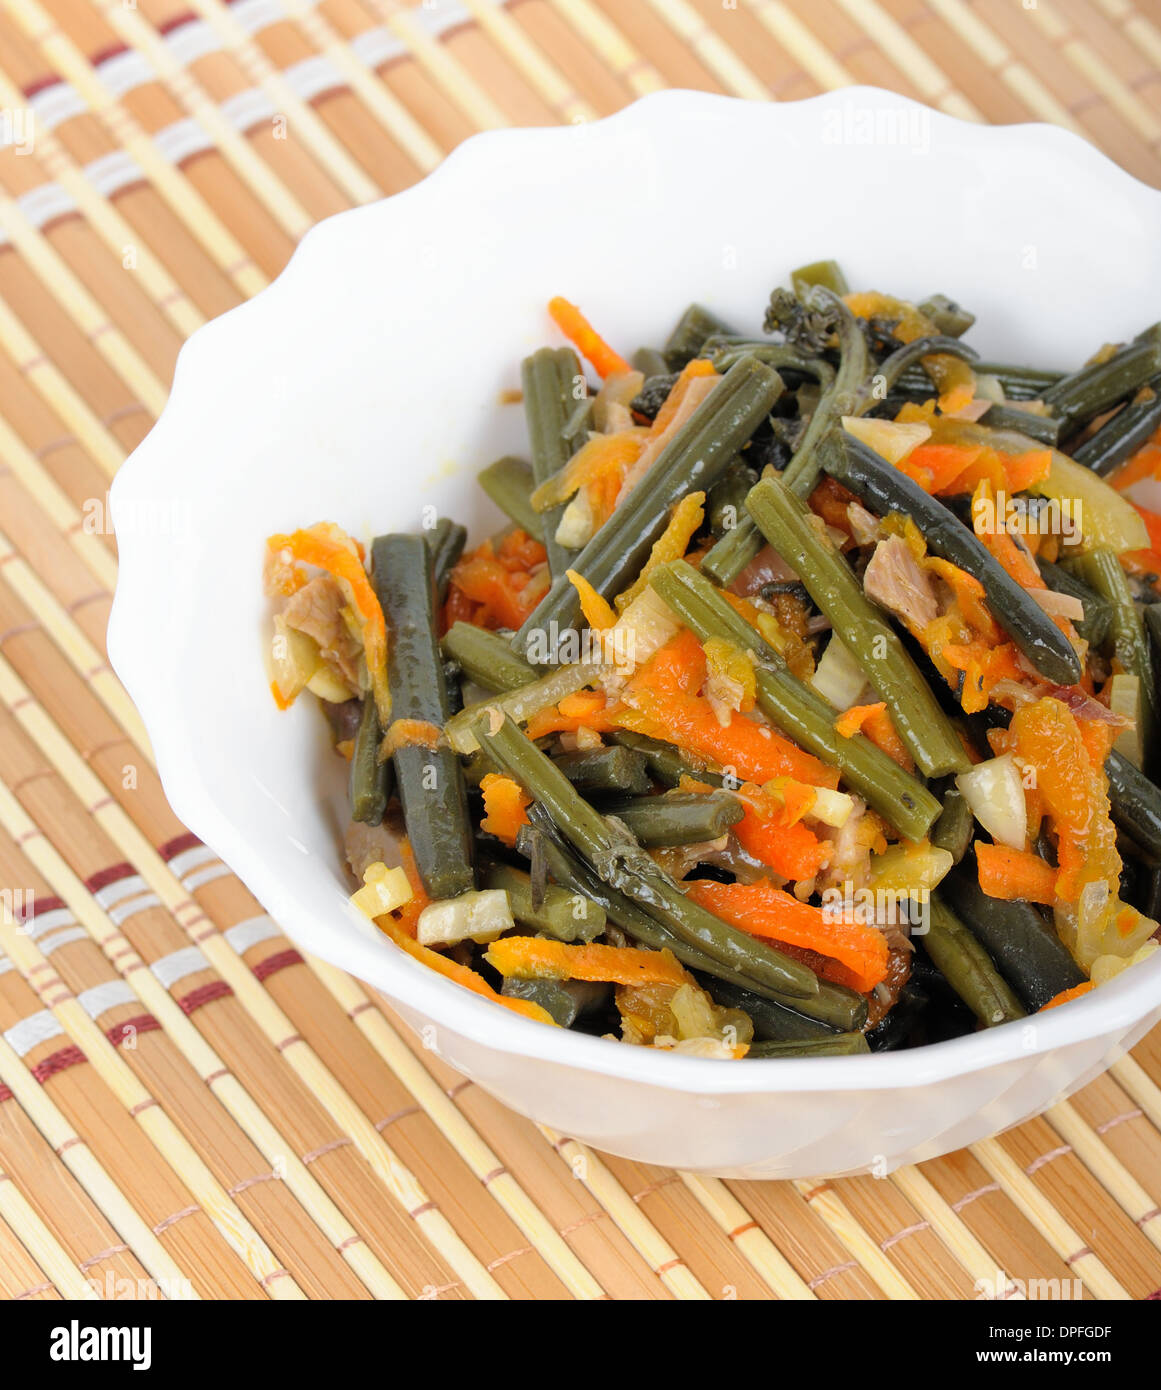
left=1108, top=673, right=1142, bottom=768
left=1030, top=588, right=1085, bottom=621
left=811, top=634, right=868, bottom=710
left=956, top=754, right=1027, bottom=850
left=809, top=788, right=855, bottom=829
left=841, top=416, right=931, bottom=465
left=351, top=862, right=413, bottom=920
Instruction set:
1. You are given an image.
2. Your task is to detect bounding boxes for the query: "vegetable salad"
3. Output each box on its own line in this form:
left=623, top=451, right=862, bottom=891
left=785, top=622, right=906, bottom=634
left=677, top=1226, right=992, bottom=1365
left=265, top=268, right=1161, bottom=1059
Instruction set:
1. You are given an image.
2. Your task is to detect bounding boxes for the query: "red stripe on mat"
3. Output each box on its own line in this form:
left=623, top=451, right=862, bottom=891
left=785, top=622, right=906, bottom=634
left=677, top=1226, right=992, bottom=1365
left=31, top=1046, right=87, bottom=1083
left=107, top=1015, right=162, bottom=1047
left=176, top=981, right=233, bottom=1015
left=85, top=863, right=135, bottom=893
left=159, top=832, right=202, bottom=861
left=252, top=949, right=303, bottom=983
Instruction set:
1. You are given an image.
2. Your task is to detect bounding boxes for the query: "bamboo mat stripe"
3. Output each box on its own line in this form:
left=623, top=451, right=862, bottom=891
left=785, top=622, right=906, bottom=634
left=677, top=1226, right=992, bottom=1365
left=1, top=0, right=1161, bottom=1300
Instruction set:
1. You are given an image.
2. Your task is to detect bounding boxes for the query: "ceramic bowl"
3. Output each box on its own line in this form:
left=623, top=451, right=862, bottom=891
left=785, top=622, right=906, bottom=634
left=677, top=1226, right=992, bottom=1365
left=109, top=87, right=1161, bottom=1177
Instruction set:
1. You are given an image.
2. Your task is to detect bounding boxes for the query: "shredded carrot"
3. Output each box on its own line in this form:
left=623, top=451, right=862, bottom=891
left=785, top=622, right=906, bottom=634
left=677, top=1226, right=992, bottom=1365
left=834, top=703, right=914, bottom=770
left=390, top=840, right=430, bottom=938
left=547, top=296, right=632, bottom=378
left=1039, top=981, right=1096, bottom=1012
left=377, top=915, right=554, bottom=1024
left=531, top=430, right=645, bottom=519
left=525, top=690, right=614, bottom=740
left=649, top=359, right=717, bottom=437
left=446, top=534, right=549, bottom=631
left=685, top=878, right=888, bottom=993
left=479, top=773, right=531, bottom=846
left=485, top=936, right=687, bottom=986
left=566, top=568, right=617, bottom=630
left=266, top=523, right=389, bottom=720
left=615, top=491, right=706, bottom=611
left=1110, top=424, right=1161, bottom=492
left=976, top=843, right=1057, bottom=904
left=731, top=795, right=830, bottom=881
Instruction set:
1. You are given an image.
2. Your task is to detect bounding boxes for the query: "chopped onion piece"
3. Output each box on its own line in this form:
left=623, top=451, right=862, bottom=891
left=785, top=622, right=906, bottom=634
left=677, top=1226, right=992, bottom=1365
left=555, top=489, right=595, bottom=549
left=809, top=788, right=855, bottom=828
left=1108, top=673, right=1143, bottom=768
left=351, top=862, right=413, bottom=920
left=811, top=634, right=868, bottom=710
left=417, top=889, right=514, bottom=947
left=1030, top=588, right=1085, bottom=621
left=956, top=754, right=1026, bottom=850
left=841, top=416, right=932, bottom=465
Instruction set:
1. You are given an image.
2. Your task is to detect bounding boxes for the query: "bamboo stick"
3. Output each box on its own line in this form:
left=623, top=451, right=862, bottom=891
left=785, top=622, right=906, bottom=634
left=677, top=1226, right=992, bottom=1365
left=0, top=1156, right=99, bottom=1299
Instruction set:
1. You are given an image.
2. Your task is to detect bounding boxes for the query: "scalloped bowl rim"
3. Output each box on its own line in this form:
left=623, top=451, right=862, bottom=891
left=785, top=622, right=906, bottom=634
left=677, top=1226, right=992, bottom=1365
left=109, top=86, right=1161, bottom=1098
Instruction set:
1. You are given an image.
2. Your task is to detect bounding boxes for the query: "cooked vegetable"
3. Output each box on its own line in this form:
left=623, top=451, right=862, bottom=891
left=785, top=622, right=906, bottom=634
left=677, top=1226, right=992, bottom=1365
left=349, top=696, right=392, bottom=825
left=441, top=621, right=538, bottom=694
left=270, top=283, right=1161, bottom=1059
left=478, top=455, right=544, bottom=540
left=955, top=755, right=1027, bottom=851
left=417, top=889, right=514, bottom=947
left=476, top=710, right=820, bottom=999
left=663, top=303, right=737, bottom=371
left=921, top=897, right=1026, bottom=1027
left=746, top=474, right=970, bottom=778
left=522, top=346, right=585, bottom=576
left=552, top=746, right=653, bottom=796
left=373, top=533, right=475, bottom=899
left=515, top=354, right=783, bottom=664
left=649, top=560, right=942, bottom=838
left=941, top=866, right=1086, bottom=1012
left=481, top=861, right=604, bottom=942
left=601, top=790, right=743, bottom=846
left=821, top=430, right=1081, bottom=685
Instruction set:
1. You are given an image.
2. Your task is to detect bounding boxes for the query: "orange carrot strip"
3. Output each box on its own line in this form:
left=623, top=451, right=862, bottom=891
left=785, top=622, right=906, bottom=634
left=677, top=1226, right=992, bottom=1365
left=479, top=773, right=531, bottom=846
left=547, top=296, right=632, bottom=378
left=485, top=937, right=687, bottom=987
left=566, top=569, right=617, bottom=630
left=685, top=878, right=888, bottom=993
left=1039, top=981, right=1096, bottom=1012
left=732, top=802, right=829, bottom=880
left=377, top=916, right=554, bottom=1024
left=834, top=702, right=887, bottom=739
left=976, top=843, right=1057, bottom=904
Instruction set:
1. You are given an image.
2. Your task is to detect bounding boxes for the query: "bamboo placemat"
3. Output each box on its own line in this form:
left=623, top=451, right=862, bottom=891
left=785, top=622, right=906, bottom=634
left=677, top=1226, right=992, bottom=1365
left=1, top=0, right=1160, bottom=1303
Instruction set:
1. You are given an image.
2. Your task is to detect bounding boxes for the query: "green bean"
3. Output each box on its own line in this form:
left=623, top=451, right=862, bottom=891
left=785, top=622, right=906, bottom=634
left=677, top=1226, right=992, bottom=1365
left=476, top=713, right=820, bottom=998
left=921, top=897, right=1025, bottom=1027
left=632, top=346, right=669, bottom=378
left=501, top=977, right=609, bottom=1028
left=1038, top=559, right=1112, bottom=649
left=1042, top=336, right=1161, bottom=426
left=1073, top=548, right=1156, bottom=761
left=481, top=862, right=604, bottom=942
left=441, top=622, right=538, bottom=695
left=372, top=534, right=474, bottom=899
left=744, top=476, right=971, bottom=778
left=562, top=396, right=594, bottom=443
left=898, top=359, right=1062, bottom=401
left=698, top=977, right=843, bottom=1041
left=867, top=335, right=978, bottom=403
left=929, top=785, right=973, bottom=865
left=426, top=517, right=467, bottom=601
left=477, top=455, right=544, bottom=540
left=1107, top=748, right=1161, bottom=863
left=663, top=303, right=737, bottom=370
left=1070, top=382, right=1161, bottom=478
left=790, top=259, right=850, bottom=297
left=745, top=1034, right=870, bottom=1058
left=601, top=791, right=743, bottom=846
left=1146, top=604, right=1161, bottom=697
left=699, top=512, right=765, bottom=588
left=820, top=430, right=1081, bottom=686
left=779, top=288, right=868, bottom=498
left=649, top=559, right=942, bottom=838
left=699, top=338, right=836, bottom=385
left=552, top=746, right=653, bottom=796
left=513, top=354, right=784, bottom=665
left=445, top=660, right=601, bottom=754
left=979, top=404, right=1062, bottom=447
left=940, top=865, right=1084, bottom=1012
left=609, top=731, right=723, bottom=790
left=916, top=293, right=975, bottom=338
left=522, top=347, right=583, bottom=576
left=707, top=462, right=757, bottom=539
left=349, top=696, right=391, bottom=825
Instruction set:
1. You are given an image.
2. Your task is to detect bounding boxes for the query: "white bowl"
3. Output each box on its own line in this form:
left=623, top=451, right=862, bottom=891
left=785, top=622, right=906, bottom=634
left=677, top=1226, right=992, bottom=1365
left=109, top=88, right=1161, bottom=1178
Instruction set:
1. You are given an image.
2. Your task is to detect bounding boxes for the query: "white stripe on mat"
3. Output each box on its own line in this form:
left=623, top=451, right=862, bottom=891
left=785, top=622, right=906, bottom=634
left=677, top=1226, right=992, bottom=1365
left=4, top=1011, right=64, bottom=1058
left=151, top=946, right=210, bottom=991
left=223, top=916, right=281, bottom=955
